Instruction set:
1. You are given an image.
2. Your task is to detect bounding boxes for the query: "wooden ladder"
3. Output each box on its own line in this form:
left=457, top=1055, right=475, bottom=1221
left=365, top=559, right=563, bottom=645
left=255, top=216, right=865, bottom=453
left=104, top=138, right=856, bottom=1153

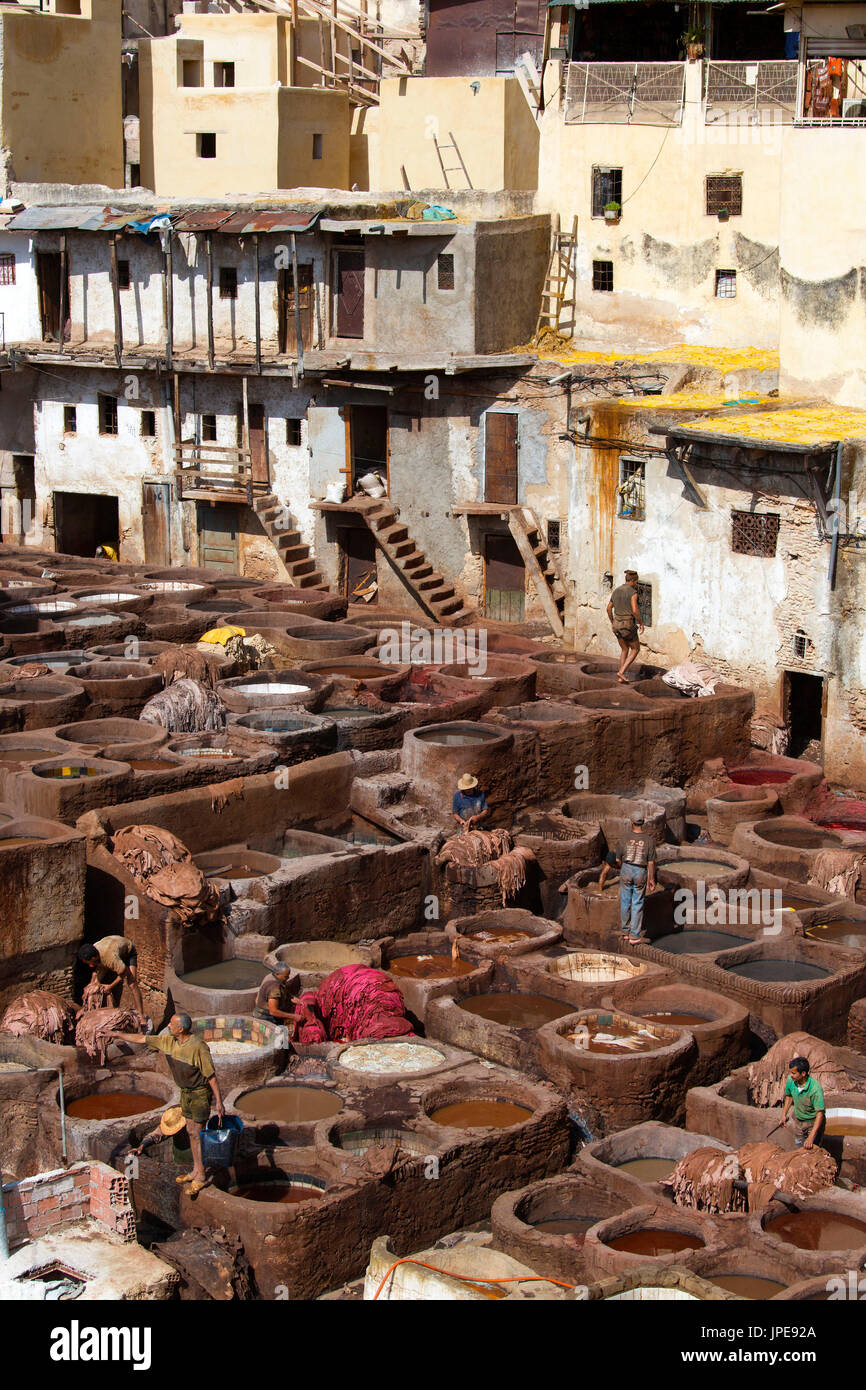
left=535, top=215, right=578, bottom=341
left=433, top=132, right=473, bottom=191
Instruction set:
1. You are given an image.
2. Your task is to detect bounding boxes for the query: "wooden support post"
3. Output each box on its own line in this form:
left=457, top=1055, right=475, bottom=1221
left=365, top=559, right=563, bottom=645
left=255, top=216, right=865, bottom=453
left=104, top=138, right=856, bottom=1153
left=58, top=233, right=68, bottom=353
left=290, top=233, right=304, bottom=378
left=290, top=0, right=298, bottom=83
left=241, top=374, right=251, bottom=498
left=164, top=234, right=174, bottom=372
left=253, top=233, right=262, bottom=375
left=204, top=232, right=215, bottom=372
left=109, top=234, right=124, bottom=369
left=330, top=0, right=337, bottom=80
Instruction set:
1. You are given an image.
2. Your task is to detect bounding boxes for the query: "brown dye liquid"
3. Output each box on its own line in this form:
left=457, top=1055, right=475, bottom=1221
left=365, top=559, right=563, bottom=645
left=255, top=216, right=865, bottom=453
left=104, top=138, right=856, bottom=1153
left=430, top=1100, right=532, bottom=1128
left=806, top=920, right=866, bottom=949
left=824, top=1115, right=866, bottom=1137
left=710, top=1274, right=787, bottom=1299
left=765, top=1210, right=866, bottom=1251
left=178, top=959, right=268, bottom=989
left=0, top=836, right=39, bottom=848
left=781, top=896, right=824, bottom=912
left=616, top=1157, right=677, bottom=1181
left=607, top=1228, right=704, bottom=1256
left=465, top=927, right=534, bottom=944
left=128, top=759, right=177, bottom=772
left=666, top=860, right=731, bottom=877
left=0, top=747, right=56, bottom=764
left=231, top=1183, right=324, bottom=1204
left=67, top=1092, right=161, bottom=1120
left=204, top=865, right=266, bottom=880
left=388, top=954, right=476, bottom=979
left=236, top=1086, right=343, bottom=1123
left=533, top=1218, right=595, bottom=1236
left=570, top=1020, right=664, bottom=1055
left=640, top=1011, right=709, bottom=1027
left=36, top=766, right=101, bottom=779
left=758, top=827, right=840, bottom=849
left=458, top=993, right=572, bottom=1028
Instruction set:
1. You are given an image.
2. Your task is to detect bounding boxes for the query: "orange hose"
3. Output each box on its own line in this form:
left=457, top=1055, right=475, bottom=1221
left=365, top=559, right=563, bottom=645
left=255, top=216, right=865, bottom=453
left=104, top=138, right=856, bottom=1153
left=372, top=1257, right=580, bottom=1300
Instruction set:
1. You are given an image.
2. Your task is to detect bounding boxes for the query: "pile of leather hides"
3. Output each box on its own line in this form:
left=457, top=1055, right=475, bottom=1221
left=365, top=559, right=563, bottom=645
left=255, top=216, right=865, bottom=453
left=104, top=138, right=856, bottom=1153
left=111, top=824, right=219, bottom=926
left=153, top=646, right=218, bottom=689
left=140, top=677, right=227, bottom=734
left=808, top=849, right=866, bottom=898
left=748, top=1031, right=866, bottom=1107
left=661, top=661, right=722, bottom=698
left=293, top=965, right=414, bottom=1044
left=0, top=990, right=78, bottom=1044
left=75, top=1007, right=144, bottom=1065
left=10, top=662, right=52, bottom=679
left=667, top=1140, right=837, bottom=1213
left=438, top=828, right=535, bottom=903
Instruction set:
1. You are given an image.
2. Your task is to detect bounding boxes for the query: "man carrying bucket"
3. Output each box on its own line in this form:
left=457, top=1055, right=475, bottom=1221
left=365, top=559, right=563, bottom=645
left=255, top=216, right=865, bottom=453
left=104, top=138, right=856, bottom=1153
left=111, top=1012, right=224, bottom=1196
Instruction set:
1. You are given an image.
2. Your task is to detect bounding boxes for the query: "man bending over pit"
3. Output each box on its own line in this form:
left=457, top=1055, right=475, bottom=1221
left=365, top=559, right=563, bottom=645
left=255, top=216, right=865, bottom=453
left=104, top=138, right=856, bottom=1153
left=254, top=964, right=300, bottom=1028
left=452, top=773, right=490, bottom=831
left=607, top=569, right=644, bottom=684
left=78, top=935, right=144, bottom=1014
left=783, top=1056, right=825, bottom=1150
left=111, top=1012, right=224, bottom=1196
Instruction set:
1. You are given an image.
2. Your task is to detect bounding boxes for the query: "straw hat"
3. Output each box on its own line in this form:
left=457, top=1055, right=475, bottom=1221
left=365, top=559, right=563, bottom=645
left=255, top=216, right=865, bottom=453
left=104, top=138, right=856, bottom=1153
left=457, top=773, right=479, bottom=791
left=159, top=1105, right=186, bottom=1137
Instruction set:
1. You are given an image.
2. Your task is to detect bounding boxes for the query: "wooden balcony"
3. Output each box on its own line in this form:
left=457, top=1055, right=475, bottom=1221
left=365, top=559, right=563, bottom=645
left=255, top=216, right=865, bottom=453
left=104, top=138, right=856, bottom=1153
left=174, top=440, right=267, bottom=504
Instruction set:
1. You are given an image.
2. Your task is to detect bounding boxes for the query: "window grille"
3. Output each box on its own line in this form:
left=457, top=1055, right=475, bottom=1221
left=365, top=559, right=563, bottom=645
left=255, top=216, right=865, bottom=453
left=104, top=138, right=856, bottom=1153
left=706, top=174, right=743, bottom=216
left=715, top=268, right=737, bottom=298
left=731, top=510, right=780, bottom=556
left=219, top=267, right=237, bottom=300
left=437, top=254, right=455, bottom=290
left=637, top=582, right=653, bottom=626
left=618, top=457, right=646, bottom=521
left=98, top=394, right=118, bottom=436
left=286, top=418, right=302, bottom=447
left=0, top=254, right=16, bottom=286
left=547, top=519, right=562, bottom=549
left=593, top=260, right=614, bottom=292
left=591, top=167, right=623, bottom=217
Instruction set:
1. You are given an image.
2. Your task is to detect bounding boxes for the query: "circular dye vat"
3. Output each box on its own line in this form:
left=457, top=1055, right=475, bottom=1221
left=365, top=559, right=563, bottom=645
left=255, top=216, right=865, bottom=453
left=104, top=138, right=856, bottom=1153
left=0, top=836, right=44, bottom=848
left=0, top=746, right=57, bottom=765
left=66, top=1092, right=162, bottom=1120
left=414, top=727, right=499, bottom=746
left=236, top=1086, right=343, bottom=1123
left=729, top=768, right=794, bottom=786
left=231, top=1180, right=324, bottom=1204
left=388, top=954, right=477, bottom=979
left=178, top=959, right=269, bottom=990
left=564, top=1019, right=666, bottom=1055
left=177, top=747, right=241, bottom=759
left=710, top=1274, right=787, bottom=1299
left=34, top=764, right=105, bottom=779
left=430, top=1099, right=532, bottom=1128
left=652, top=930, right=745, bottom=955
left=233, top=682, right=311, bottom=697
left=458, top=993, right=573, bottom=1029
left=237, top=715, right=314, bottom=733
left=338, top=1042, right=445, bottom=1074
left=824, top=1109, right=866, bottom=1138
left=322, top=706, right=382, bottom=720
left=756, top=826, right=842, bottom=850
left=64, top=614, right=119, bottom=628
left=312, top=664, right=386, bottom=678
left=532, top=1218, right=595, bottom=1236
left=663, top=859, right=733, bottom=878
left=606, top=1229, right=704, bottom=1256
left=780, top=895, right=826, bottom=912
left=724, top=960, right=830, bottom=983
left=765, top=1210, right=866, bottom=1251
left=6, top=599, right=77, bottom=615
left=275, top=943, right=366, bottom=972
left=616, top=1157, right=677, bottom=1181
left=805, top=920, right=866, bottom=950
left=464, top=927, right=534, bottom=945
left=639, top=1011, right=709, bottom=1027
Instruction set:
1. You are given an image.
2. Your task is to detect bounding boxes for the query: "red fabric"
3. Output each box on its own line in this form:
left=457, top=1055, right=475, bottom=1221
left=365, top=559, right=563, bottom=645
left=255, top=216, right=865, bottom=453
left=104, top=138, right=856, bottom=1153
left=296, top=965, right=414, bottom=1043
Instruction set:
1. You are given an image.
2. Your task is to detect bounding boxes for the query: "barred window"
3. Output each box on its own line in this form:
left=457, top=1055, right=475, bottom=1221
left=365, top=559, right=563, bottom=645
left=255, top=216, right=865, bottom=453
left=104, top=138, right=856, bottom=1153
left=437, top=254, right=455, bottom=290
left=201, top=413, right=217, bottom=442
left=98, top=394, right=118, bottom=436
left=637, top=581, right=653, bottom=627
left=286, top=417, right=302, bottom=447
left=591, top=167, right=623, bottom=218
left=63, top=405, right=77, bottom=434
left=731, top=510, right=780, bottom=557
left=706, top=174, right=742, bottom=217
left=715, top=269, right=737, bottom=298
left=618, top=457, right=646, bottom=521
left=547, top=519, right=562, bottom=550
left=593, top=259, right=614, bottom=292
left=219, top=267, right=237, bottom=300
left=0, top=254, right=16, bottom=286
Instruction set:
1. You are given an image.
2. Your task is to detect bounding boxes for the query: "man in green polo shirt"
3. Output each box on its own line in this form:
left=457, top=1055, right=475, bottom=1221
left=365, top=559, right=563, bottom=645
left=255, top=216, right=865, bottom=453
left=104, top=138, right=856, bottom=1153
left=783, top=1055, right=825, bottom=1150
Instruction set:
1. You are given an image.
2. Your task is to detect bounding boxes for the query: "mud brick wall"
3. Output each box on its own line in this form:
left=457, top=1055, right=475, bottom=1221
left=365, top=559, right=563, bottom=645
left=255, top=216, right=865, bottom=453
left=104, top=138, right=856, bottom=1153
left=2, top=1160, right=136, bottom=1251
left=0, top=824, right=86, bottom=1013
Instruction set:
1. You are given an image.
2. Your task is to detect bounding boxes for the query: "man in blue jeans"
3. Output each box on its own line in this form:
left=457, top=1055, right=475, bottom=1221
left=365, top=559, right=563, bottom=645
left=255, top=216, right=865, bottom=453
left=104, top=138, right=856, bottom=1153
left=598, top=810, right=657, bottom=943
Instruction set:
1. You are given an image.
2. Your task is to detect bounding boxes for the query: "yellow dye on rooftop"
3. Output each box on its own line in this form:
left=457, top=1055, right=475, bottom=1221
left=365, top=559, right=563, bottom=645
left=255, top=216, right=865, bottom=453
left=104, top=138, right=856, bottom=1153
left=527, top=343, right=780, bottom=373
left=677, top=406, right=866, bottom=447
left=618, top=390, right=770, bottom=411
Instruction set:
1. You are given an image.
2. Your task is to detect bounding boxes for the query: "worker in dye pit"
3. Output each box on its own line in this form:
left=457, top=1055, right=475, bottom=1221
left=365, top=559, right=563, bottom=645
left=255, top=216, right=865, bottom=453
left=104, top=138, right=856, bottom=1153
left=597, top=809, right=658, bottom=944
left=110, top=1012, right=224, bottom=1197
left=782, top=1056, right=826, bottom=1150
left=452, top=772, right=490, bottom=831
left=606, top=568, right=644, bottom=684
left=78, top=935, right=144, bottom=1015
left=254, top=964, right=300, bottom=1028
left=95, top=544, right=118, bottom=562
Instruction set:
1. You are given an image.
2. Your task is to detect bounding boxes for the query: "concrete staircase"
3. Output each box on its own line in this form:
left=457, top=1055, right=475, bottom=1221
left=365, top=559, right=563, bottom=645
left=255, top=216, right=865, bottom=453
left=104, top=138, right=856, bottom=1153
left=252, top=493, right=326, bottom=587
left=355, top=496, right=476, bottom=626
left=507, top=506, right=567, bottom=638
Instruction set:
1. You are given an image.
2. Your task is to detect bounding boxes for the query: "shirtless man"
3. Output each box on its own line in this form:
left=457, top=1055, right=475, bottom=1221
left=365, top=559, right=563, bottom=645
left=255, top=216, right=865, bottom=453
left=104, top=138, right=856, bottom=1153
left=607, top=569, right=644, bottom=683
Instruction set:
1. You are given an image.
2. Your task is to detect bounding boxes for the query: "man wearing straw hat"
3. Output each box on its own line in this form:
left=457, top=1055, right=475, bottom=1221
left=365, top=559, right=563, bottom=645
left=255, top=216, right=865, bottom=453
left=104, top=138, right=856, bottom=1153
left=452, top=773, right=490, bottom=831
left=129, top=1105, right=191, bottom=1162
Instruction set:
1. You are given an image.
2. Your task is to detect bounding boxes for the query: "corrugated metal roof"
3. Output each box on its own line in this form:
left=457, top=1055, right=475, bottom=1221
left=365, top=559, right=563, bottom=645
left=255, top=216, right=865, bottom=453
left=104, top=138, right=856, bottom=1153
left=4, top=204, right=323, bottom=236
left=170, top=209, right=236, bottom=232
left=217, top=209, right=320, bottom=235
left=4, top=205, right=121, bottom=231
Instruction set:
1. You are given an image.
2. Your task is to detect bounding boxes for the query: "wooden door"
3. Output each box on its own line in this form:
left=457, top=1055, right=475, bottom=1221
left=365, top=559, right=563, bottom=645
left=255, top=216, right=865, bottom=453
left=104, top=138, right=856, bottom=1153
left=485, top=532, right=525, bottom=622
left=141, top=482, right=171, bottom=566
left=348, top=404, right=388, bottom=492
left=248, top=404, right=268, bottom=487
left=278, top=264, right=314, bottom=353
left=338, top=525, right=378, bottom=603
left=484, top=412, right=518, bottom=504
left=197, top=502, right=239, bottom=573
left=335, top=251, right=365, bottom=338
left=36, top=252, right=64, bottom=341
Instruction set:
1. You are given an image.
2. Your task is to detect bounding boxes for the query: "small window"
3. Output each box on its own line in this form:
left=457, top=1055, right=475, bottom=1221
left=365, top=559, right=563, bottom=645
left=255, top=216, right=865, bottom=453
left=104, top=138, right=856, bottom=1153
left=197, top=133, right=216, bottom=159
left=636, top=582, right=653, bottom=627
left=140, top=410, right=156, bottom=438
left=793, top=630, right=810, bottom=660
left=731, top=510, right=780, bottom=557
left=312, top=133, right=323, bottom=160
left=116, top=259, right=131, bottom=290
left=286, top=418, right=302, bottom=447
left=618, top=457, right=646, bottom=521
left=63, top=405, right=77, bottom=434
left=219, top=267, right=238, bottom=300
left=0, top=253, right=16, bottom=286
left=98, top=394, right=118, bottom=437
left=547, top=519, right=562, bottom=550
left=129, top=163, right=141, bottom=187
left=715, top=269, right=737, bottom=299
left=182, top=59, right=203, bottom=87
left=437, top=253, right=455, bottom=290
left=592, top=260, right=614, bottom=293
left=214, top=61, right=235, bottom=88
left=706, top=174, right=742, bottom=217
left=201, top=413, right=217, bottom=442
left=591, top=166, right=623, bottom=219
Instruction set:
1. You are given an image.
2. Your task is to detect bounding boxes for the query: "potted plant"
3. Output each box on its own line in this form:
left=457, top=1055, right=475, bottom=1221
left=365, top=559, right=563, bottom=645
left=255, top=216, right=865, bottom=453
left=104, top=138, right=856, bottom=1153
left=603, top=200, right=621, bottom=223
left=683, top=28, right=704, bottom=60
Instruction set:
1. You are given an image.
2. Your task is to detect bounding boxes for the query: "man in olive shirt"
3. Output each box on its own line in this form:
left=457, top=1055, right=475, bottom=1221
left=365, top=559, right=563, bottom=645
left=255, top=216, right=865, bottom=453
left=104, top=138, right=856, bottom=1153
left=111, top=1012, right=224, bottom=1194
left=783, top=1056, right=825, bottom=1150
left=254, top=965, right=300, bottom=1027
left=606, top=568, right=644, bottom=683
left=78, top=935, right=144, bottom=1014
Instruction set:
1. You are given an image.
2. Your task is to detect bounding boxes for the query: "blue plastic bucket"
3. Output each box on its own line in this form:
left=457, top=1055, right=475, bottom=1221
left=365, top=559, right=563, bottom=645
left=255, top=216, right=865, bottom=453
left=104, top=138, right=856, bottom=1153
left=201, top=1113, right=244, bottom=1167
